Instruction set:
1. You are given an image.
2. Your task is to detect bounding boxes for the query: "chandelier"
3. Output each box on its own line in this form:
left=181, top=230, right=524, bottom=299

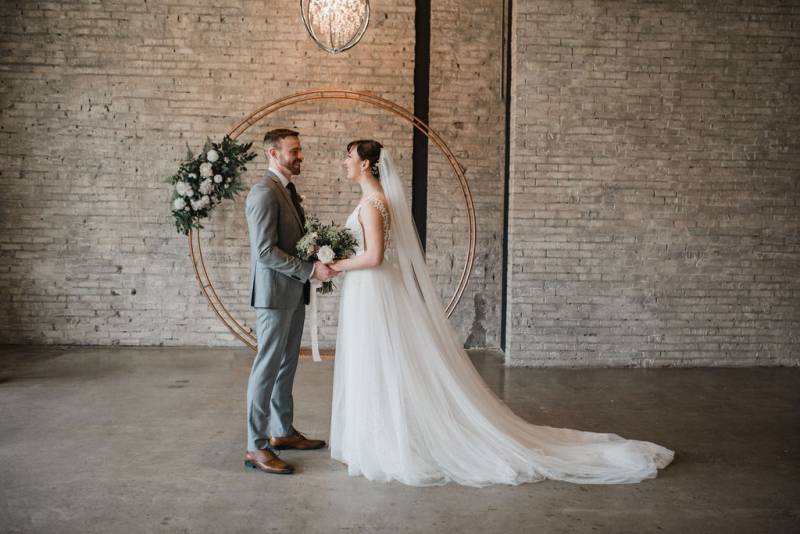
left=300, top=0, right=370, bottom=55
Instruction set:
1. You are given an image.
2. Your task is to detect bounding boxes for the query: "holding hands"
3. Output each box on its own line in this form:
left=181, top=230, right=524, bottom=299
left=312, top=261, right=338, bottom=283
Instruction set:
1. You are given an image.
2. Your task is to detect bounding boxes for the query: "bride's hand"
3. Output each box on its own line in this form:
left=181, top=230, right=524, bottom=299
left=328, top=260, right=343, bottom=272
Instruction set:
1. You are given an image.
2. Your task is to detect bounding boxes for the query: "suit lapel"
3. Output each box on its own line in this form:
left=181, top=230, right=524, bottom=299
left=265, top=170, right=304, bottom=231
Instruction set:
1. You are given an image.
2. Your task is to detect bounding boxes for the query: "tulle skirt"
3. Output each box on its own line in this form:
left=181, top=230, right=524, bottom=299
left=329, top=263, right=673, bottom=487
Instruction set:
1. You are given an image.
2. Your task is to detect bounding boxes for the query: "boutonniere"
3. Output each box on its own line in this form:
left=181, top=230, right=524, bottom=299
left=299, top=194, right=307, bottom=203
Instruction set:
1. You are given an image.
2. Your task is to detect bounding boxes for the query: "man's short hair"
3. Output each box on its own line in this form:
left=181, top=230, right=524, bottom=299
left=263, top=128, right=299, bottom=150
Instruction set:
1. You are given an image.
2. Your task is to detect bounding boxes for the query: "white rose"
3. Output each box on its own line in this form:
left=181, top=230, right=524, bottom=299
left=173, top=197, right=186, bottom=210
left=183, top=206, right=190, bottom=211
left=213, top=174, right=223, bottom=184
left=175, top=181, right=190, bottom=196
left=206, top=149, right=219, bottom=163
left=199, top=162, right=213, bottom=178
left=201, top=195, right=210, bottom=207
left=199, top=178, right=213, bottom=195
left=190, top=199, right=201, bottom=211
left=317, top=245, right=335, bottom=264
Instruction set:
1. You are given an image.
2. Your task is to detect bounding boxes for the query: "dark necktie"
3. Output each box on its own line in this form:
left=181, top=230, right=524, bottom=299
left=285, top=182, right=305, bottom=226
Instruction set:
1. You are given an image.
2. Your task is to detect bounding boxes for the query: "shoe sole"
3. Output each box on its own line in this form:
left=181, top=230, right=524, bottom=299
left=243, top=460, right=294, bottom=475
left=271, top=443, right=326, bottom=451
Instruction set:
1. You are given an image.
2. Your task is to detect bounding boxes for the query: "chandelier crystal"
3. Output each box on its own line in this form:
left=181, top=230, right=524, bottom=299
left=300, top=0, right=370, bottom=55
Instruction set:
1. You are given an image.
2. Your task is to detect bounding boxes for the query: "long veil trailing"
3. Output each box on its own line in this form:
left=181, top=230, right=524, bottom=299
left=377, top=150, right=456, bottom=343
left=330, top=149, right=673, bottom=487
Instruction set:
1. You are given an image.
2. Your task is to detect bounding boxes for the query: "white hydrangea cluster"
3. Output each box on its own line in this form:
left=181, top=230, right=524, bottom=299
left=191, top=195, right=211, bottom=211
left=199, top=178, right=214, bottom=195
left=175, top=181, right=192, bottom=197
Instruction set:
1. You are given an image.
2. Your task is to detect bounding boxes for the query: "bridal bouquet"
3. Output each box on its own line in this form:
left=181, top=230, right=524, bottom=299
left=168, top=136, right=257, bottom=235
left=296, top=216, right=357, bottom=294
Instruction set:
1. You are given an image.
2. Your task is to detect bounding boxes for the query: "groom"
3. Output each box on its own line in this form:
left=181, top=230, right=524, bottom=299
left=244, top=128, right=335, bottom=475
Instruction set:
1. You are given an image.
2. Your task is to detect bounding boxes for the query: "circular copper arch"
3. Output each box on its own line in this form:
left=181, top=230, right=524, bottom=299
left=188, top=89, right=477, bottom=351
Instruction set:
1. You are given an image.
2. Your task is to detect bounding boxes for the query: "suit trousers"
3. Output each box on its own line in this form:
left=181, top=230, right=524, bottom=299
left=246, top=298, right=305, bottom=451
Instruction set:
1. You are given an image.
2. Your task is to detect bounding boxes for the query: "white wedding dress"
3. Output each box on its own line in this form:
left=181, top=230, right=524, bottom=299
left=329, top=152, right=673, bottom=487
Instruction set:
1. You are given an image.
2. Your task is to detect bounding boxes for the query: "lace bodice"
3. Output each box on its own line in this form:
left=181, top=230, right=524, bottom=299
left=345, top=194, right=391, bottom=257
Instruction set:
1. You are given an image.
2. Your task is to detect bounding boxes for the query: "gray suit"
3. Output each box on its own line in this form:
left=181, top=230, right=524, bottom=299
left=245, top=170, right=313, bottom=451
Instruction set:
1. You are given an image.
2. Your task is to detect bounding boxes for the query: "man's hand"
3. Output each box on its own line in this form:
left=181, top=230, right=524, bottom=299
left=312, top=261, right=337, bottom=283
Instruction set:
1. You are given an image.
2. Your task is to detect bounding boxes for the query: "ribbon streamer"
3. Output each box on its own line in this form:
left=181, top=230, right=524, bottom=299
left=309, top=280, right=322, bottom=362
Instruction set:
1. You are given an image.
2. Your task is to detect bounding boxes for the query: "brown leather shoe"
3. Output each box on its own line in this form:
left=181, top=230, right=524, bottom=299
left=269, top=428, right=326, bottom=450
left=244, top=449, right=294, bottom=475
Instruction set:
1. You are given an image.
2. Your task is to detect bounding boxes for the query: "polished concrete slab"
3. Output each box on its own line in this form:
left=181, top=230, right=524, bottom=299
left=0, top=346, right=798, bottom=533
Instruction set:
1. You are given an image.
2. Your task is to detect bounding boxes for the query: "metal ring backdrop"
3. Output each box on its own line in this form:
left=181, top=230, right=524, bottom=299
left=188, top=89, right=477, bottom=351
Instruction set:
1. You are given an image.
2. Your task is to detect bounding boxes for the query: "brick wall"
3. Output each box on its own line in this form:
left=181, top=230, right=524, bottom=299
left=429, top=0, right=506, bottom=348
left=0, top=1, right=505, bottom=349
left=507, top=0, right=800, bottom=366
left=0, top=0, right=418, bottom=346
left=3, top=0, right=797, bottom=367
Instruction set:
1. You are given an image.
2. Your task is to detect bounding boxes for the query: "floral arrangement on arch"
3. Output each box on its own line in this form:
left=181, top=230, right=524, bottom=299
left=168, top=136, right=257, bottom=235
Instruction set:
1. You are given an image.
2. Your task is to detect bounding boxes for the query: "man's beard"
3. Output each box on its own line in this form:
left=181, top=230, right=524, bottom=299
left=284, top=159, right=301, bottom=176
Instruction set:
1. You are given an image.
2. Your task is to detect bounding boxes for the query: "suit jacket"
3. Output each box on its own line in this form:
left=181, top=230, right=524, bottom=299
left=246, top=170, right=313, bottom=308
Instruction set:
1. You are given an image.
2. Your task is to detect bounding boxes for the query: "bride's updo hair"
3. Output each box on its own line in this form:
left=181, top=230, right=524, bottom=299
left=347, top=139, right=383, bottom=179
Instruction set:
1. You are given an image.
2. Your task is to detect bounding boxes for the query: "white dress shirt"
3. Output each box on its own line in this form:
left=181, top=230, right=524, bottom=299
left=269, top=165, right=291, bottom=187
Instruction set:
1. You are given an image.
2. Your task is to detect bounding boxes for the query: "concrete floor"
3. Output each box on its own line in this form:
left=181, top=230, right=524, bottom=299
left=0, top=346, right=798, bottom=534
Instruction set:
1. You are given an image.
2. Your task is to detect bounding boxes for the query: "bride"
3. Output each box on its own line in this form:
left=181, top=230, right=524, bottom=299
left=327, top=140, right=674, bottom=487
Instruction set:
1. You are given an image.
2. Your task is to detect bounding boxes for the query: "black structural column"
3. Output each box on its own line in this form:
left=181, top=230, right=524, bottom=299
left=501, top=0, right=513, bottom=351
left=412, top=0, right=431, bottom=251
